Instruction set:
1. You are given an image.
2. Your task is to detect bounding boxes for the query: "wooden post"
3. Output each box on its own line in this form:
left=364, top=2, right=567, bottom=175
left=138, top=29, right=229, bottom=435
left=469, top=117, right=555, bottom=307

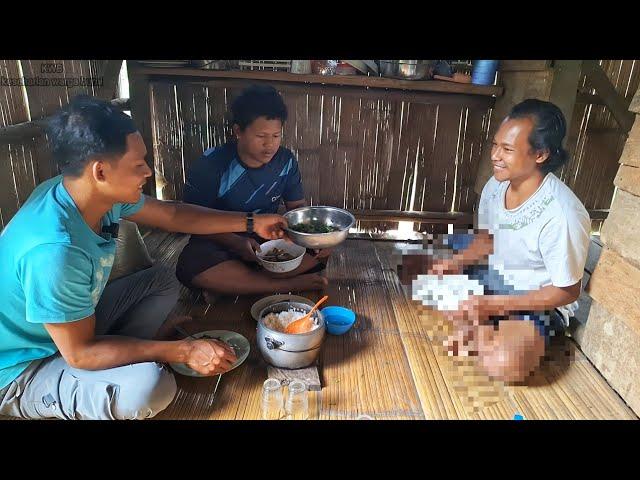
left=127, top=61, right=157, bottom=198
left=582, top=60, right=636, bottom=134
left=549, top=60, right=583, bottom=172
left=96, top=60, right=124, bottom=100
left=0, top=98, right=131, bottom=144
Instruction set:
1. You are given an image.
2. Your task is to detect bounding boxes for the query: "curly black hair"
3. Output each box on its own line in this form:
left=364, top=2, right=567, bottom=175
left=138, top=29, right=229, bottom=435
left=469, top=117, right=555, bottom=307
left=507, top=99, right=569, bottom=174
left=230, top=84, right=288, bottom=130
left=46, top=95, right=138, bottom=177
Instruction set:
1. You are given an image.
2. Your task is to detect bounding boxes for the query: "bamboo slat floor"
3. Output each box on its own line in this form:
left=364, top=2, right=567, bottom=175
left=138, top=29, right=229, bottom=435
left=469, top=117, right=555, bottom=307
left=2, top=232, right=633, bottom=420
left=145, top=232, right=636, bottom=420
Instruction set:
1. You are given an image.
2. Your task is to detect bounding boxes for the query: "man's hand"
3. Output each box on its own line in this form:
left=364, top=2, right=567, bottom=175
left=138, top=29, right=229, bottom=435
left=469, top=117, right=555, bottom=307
left=183, top=338, right=237, bottom=376
left=446, top=295, right=493, bottom=328
left=235, top=237, right=262, bottom=263
left=254, top=214, right=288, bottom=240
left=427, top=257, right=464, bottom=276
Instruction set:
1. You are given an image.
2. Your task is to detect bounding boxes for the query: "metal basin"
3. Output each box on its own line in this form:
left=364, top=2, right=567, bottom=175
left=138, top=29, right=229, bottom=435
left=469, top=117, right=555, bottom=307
left=284, top=206, right=355, bottom=249
left=379, top=60, right=433, bottom=80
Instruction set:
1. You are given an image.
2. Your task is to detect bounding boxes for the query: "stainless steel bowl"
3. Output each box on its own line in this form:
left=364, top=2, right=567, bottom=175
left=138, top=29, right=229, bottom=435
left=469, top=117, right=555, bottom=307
left=257, top=301, right=326, bottom=369
left=284, top=206, right=356, bottom=249
left=379, top=60, right=433, bottom=80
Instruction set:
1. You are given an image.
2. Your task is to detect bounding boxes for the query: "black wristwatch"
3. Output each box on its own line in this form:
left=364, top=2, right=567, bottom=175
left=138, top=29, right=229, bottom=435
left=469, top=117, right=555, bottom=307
left=246, top=212, right=254, bottom=234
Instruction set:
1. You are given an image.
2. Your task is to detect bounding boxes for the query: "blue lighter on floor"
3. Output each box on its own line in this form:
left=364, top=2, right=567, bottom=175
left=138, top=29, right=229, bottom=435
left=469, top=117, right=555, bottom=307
left=513, top=413, right=525, bottom=420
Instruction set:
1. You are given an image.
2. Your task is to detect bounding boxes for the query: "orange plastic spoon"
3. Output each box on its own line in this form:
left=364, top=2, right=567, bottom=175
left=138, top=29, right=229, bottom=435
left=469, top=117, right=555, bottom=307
left=284, top=295, right=329, bottom=334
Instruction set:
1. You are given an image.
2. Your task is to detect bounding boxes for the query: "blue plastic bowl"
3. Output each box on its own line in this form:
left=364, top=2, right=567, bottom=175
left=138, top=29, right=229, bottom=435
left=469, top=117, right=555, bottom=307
left=321, top=306, right=356, bottom=335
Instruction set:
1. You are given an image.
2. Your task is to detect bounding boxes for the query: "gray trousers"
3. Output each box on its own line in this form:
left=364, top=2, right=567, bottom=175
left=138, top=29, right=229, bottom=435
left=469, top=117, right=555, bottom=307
left=0, top=265, right=181, bottom=420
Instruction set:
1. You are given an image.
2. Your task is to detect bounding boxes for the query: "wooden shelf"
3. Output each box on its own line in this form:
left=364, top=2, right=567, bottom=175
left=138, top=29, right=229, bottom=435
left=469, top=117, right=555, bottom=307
left=352, top=209, right=473, bottom=224
left=135, top=67, right=503, bottom=97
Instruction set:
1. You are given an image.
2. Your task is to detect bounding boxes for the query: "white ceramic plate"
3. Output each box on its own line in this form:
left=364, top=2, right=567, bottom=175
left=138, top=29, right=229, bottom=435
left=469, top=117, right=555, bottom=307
left=170, top=330, right=250, bottom=377
left=412, top=274, right=485, bottom=311
left=250, top=294, right=316, bottom=321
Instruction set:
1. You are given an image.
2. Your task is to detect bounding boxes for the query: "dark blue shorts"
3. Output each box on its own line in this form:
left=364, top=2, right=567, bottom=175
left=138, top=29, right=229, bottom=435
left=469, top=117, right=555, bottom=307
left=176, top=234, right=325, bottom=288
left=463, top=264, right=565, bottom=343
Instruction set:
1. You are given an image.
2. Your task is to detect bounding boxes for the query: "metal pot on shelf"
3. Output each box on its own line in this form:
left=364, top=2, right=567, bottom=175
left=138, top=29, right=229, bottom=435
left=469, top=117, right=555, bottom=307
left=291, top=60, right=312, bottom=74
left=310, top=60, right=338, bottom=75
left=379, top=60, right=433, bottom=80
left=192, top=60, right=238, bottom=70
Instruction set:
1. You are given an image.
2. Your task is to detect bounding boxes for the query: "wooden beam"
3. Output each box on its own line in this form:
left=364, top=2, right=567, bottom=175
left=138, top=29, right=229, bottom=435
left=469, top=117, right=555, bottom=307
left=150, top=77, right=495, bottom=110
left=127, top=61, right=157, bottom=198
left=549, top=61, right=582, bottom=124
left=350, top=208, right=606, bottom=224
left=582, top=60, right=636, bottom=133
left=0, top=120, right=44, bottom=142
left=576, top=92, right=606, bottom=106
left=346, top=232, right=424, bottom=242
left=352, top=209, right=473, bottom=224
left=136, top=66, right=504, bottom=97
left=499, top=60, right=552, bottom=72
left=96, top=60, right=124, bottom=100
left=584, top=127, right=623, bottom=134
left=578, top=88, right=634, bottom=109
left=588, top=209, right=609, bottom=220
left=0, top=98, right=131, bottom=143
left=549, top=60, right=583, bottom=173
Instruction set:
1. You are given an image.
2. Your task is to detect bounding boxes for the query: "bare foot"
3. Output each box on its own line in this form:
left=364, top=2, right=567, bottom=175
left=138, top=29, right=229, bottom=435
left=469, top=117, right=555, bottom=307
left=294, top=273, right=329, bottom=291
left=443, top=326, right=478, bottom=357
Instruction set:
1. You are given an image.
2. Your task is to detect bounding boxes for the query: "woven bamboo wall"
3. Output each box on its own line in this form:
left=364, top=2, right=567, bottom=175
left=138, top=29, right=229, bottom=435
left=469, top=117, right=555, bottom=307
left=150, top=79, right=494, bottom=232
left=0, top=59, right=109, bottom=229
left=559, top=60, right=640, bottom=211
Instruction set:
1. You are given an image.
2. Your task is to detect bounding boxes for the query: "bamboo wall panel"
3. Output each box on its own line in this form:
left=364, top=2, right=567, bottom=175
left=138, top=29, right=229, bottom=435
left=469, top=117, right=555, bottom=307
left=150, top=79, right=493, bottom=234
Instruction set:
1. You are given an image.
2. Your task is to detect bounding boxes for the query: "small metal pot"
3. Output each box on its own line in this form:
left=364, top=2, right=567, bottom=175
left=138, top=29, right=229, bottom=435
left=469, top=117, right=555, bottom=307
left=192, top=60, right=237, bottom=70
left=291, top=60, right=312, bottom=74
left=379, top=60, right=433, bottom=80
left=257, top=302, right=326, bottom=369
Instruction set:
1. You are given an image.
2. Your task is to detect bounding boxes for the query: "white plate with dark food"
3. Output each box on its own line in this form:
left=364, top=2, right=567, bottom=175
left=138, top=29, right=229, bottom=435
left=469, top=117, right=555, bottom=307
left=250, top=294, right=316, bottom=321
left=170, top=330, right=250, bottom=377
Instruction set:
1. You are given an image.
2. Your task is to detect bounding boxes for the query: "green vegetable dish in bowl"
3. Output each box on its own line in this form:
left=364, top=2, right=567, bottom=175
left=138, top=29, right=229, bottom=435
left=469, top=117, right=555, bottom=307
left=289, top=221, right=340, bottom=234
left=284, top=206, right=356, bottom=249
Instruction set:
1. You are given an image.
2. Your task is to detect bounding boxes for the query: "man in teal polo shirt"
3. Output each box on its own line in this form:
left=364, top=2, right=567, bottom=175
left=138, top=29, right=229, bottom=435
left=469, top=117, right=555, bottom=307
left=0, top=95, right=287, bottom=420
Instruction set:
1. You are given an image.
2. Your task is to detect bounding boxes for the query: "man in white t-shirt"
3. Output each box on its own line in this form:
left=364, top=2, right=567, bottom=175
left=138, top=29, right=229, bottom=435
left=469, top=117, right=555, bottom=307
left=427, top=99, right=590, bottom=383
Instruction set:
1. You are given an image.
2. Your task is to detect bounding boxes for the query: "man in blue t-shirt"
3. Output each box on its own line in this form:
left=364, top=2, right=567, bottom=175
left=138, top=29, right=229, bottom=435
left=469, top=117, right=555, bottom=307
left=0, top=96, right=287, bottom=420
left=176, top=85, right=330, bottom=296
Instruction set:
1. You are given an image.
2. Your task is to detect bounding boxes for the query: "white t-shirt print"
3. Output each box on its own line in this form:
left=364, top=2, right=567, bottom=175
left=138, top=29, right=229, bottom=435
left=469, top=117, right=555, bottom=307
left=477, top=173, right=591, bottom=325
